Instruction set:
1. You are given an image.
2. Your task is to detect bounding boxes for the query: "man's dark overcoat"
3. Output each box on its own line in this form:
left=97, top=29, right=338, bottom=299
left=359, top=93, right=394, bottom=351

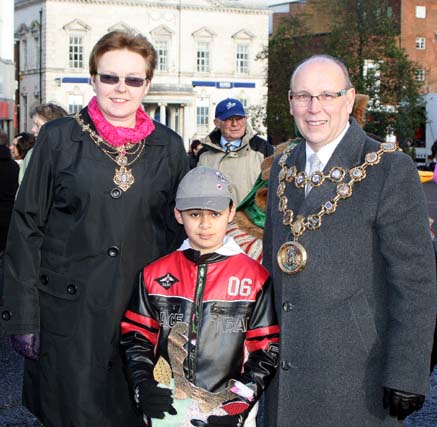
left=0, top=108, right=189, bottom=427
left=263, top=119, right=437, bottom=426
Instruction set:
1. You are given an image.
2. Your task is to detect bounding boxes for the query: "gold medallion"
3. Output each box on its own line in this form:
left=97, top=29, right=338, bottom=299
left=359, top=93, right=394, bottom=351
left=277, top=241, right=308, bottom=274
left=114, top=166, right=135, bottom=192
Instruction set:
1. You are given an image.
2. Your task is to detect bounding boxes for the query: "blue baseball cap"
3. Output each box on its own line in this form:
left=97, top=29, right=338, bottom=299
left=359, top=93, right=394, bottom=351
left=215, top=98, right=246, bottom=121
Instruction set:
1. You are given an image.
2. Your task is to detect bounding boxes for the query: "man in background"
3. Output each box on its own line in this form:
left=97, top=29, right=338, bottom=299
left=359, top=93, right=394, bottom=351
left=198, top=98, right=273, bottom=205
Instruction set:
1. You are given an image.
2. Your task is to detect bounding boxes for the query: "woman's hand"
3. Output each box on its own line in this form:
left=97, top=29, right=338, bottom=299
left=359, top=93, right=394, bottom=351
left=10, top=334, right=40, bottom=360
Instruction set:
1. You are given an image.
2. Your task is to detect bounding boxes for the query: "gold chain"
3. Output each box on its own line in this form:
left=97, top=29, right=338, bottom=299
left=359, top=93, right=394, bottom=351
left=277, top=141, right=401, bottom=240
left=74, top=112, right=147, bottom=192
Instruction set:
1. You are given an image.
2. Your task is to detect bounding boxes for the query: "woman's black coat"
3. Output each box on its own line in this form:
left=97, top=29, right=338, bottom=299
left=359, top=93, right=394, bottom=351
left=0, top=108, right=189, bottom=427
left=0, top=145, right=19, bottom=252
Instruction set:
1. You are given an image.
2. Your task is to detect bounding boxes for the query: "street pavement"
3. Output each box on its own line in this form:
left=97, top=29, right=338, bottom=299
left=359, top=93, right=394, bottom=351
left=1, top=182, right=437, bottom=427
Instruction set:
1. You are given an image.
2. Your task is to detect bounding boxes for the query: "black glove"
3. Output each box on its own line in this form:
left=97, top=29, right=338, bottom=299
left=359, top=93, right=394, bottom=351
left=383, top=387, right=425, bottom=420
left=136, top=380, right=177, bottom=419
left=205, top=413, right=245, bottom=427
left=10, top=334, right=40, bottom=360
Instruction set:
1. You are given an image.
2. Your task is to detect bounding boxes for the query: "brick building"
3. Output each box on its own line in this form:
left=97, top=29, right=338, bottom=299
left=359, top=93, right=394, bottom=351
left=270, top=0, right=437, bottom=93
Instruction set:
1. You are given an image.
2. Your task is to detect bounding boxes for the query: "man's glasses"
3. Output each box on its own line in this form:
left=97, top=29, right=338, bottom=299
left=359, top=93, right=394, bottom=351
left=97, top=73, right=147, bottom=88
left=288, top=88, right=349, bottom=106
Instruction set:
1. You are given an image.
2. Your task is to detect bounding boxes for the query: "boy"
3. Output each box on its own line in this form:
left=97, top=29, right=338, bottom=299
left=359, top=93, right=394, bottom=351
left=120, top=166, right=279, bottom=427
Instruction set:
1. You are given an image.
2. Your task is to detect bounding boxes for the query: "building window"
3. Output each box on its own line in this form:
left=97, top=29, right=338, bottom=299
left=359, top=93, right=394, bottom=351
left=236, top=44, right=249, bottom=74
left=416, top=6, right=426, bottom=19
left=69, top=36, right=83, bottom=69
left=33, top=37, right=40, bottom=69
left=416, top=37, right=426, bottom=50
left=197, top=42, right=210, bottom=73
left=156, top=40, right=168, bottom=72
left=21, top=39, right=28, bottom=70
left=68, top=94, right=83, bottom=114
left=415, top=69, right=425, bottom=81
left=196, top=105, right=209, bottom=134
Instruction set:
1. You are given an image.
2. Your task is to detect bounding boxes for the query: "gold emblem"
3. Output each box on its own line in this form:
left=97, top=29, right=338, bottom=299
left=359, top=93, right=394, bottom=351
left=277, top=241, right=308, bottom=274
left=114, top=166, right=135, bottom=192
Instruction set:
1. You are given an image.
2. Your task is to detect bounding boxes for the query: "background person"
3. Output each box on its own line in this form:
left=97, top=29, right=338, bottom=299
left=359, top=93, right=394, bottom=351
left=19, top=103, right=68, bottom=181
left=0, top=129, right=19, bottom=277
left=30, top=102, right=68, bottom=138
left=198, top=98, right=273, bottom=205
left=0, top=30, right=189, bottom=427
left=188, top=138, right=203, bottom=169
left=10, top=133, right=36, bottom=184
left=263, top=54, right=436, bottom=426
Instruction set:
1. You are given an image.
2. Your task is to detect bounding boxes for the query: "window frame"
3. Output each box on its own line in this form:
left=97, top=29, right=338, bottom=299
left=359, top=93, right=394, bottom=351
left=155, top=40, right=169, bottom=72
left=416, top=6, right=426, bottom=19
left=415, top=68, right=425, bottom=82
left=236, top=43, right=249, bottom=74
left=196, top=41, right=210, bottom=73
left=68, top=35, right=84, bottom=69
left=416, top=37, right=426, bottom=50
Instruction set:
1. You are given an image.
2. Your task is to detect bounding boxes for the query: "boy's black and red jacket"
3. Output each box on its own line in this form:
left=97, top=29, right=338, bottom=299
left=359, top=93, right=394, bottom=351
left=120, top=246, right=279, bottom=400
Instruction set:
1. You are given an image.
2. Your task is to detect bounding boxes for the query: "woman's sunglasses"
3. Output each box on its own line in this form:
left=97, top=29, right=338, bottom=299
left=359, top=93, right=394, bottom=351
left=96, top=73, right=147, bottom=88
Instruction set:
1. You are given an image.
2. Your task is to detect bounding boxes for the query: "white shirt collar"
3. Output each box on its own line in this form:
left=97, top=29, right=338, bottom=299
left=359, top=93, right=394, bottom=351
left=177, top=235, right=244, bottom=256
left=305, top=122, right=350, bottom=171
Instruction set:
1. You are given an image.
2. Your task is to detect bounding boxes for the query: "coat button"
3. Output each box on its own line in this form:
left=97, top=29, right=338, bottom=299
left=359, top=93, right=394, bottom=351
left=107, top=361, right=113, bottom=371
left=1, top=311, right=12, bottom=321
left=282, top=302, right=294, bottom=312
left=66, top=284, right=78, bottom=295
left=281, top=360, right=293, bottom=370
left=40, top=274, right=49, bottom=285
left=107, top=246, right=120, bottom=257
left=110, top=187, right=122, bottom=199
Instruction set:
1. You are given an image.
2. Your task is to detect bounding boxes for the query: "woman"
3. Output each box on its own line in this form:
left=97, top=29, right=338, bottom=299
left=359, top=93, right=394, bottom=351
left=187, top=139, right=203, bottom=169
left=10, top=132, right=36, bottom=184
left=0, top=129, right=19, bottom=255
left=0, top=31, right=189, bottom=427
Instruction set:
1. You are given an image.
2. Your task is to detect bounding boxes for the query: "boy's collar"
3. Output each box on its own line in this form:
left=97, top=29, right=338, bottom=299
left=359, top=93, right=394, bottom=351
left=177, top=235, right=244, bottom=256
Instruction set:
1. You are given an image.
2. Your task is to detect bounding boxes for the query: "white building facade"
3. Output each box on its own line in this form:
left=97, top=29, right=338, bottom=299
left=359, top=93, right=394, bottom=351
left=0, top=0, right=16, bottom=139
left=14, top=0, right=270, bottom=148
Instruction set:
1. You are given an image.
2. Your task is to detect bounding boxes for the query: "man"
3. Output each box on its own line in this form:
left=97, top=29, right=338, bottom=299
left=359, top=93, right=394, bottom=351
left=263, top=54, right=436, bottom=426
left=198, top=98, right=273, bottom=205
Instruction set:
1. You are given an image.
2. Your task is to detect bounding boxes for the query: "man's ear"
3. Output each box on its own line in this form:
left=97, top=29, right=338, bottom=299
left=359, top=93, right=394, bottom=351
left=174, top=208, right=184, bottom=225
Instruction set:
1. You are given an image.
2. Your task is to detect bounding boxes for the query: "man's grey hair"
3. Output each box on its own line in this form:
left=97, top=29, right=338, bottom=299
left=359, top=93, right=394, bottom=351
left=290, top=54, right=353, bottom=90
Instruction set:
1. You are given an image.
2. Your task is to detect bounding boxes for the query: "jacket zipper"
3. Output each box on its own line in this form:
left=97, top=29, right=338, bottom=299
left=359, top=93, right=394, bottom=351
left=187, top=262, right=207, bottom=382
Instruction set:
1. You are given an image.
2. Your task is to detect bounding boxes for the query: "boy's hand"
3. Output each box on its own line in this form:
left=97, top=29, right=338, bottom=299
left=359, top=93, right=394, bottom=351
left=204, top=397, right=250, bottom=427
left=136, top=380, right=177, bottom=419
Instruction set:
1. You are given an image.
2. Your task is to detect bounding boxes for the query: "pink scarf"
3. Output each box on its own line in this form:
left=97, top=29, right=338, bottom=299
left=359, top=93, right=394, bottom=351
left=87, top=96, right=155, bottom=147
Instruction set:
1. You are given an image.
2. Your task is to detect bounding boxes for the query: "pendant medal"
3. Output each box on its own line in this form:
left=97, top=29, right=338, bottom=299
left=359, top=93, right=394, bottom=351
left=277, top=241, right=307, bottom=274
left=114, top=166, right=135, bottom=192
